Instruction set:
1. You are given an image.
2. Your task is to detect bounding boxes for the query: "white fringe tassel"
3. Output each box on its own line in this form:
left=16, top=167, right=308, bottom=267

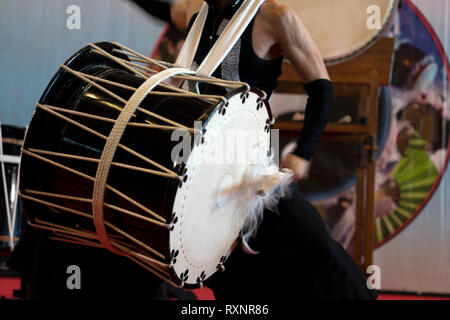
left=221, top=159, right=294, bottom=240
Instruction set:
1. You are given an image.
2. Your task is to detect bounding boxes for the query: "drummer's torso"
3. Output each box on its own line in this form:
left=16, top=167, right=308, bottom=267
left=188, top=0, right=284, bottom=58
left=188, top=0, right=283, bottom=96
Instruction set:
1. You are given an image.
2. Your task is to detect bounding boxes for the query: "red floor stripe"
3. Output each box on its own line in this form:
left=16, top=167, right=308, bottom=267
left=377, top=294, right=450, bottom=300
left=2, top=277, right=449, bottom=300
left=0, top=277, right=20, bottom=299
left=189, top=287, right=215, bottom=300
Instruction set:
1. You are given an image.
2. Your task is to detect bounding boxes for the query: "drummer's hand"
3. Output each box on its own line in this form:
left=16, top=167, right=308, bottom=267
left=281, top=154, right=311, bottom=181
left=170, top=0, right=188, bottom=32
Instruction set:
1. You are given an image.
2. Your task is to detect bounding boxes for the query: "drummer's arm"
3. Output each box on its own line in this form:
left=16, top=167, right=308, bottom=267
left=170, top=0, right=189, bottom=32
left=186, top=0, right=205, bottom=29
left=271, top=5, right=334, bottom=179
left=129, top=0, right=188, bottom=32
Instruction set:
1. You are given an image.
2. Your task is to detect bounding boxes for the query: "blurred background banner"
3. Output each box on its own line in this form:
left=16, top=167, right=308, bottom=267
left=0, top=0, right=165, bottom=126
left=273, top=0, right=450, bottom=294
left=372, top=0, right=450, bottom=295
left=0, top=0, right=449, bottom=294
left=272, top=0, right=450, bottom=293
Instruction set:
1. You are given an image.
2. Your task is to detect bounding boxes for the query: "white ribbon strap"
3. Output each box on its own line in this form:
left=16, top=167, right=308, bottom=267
left=175, top=0, right=265, bottom=77
left=92, top=67, right=195, bottom=254
left=175, top=2, right=209, bottom=68
left=196, top=0, right=265, bottom=77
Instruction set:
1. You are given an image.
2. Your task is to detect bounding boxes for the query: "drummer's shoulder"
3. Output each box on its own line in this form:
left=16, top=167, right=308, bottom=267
left=259, top=0, right=303, bottom=30
left=259, top=0, right=307, bottom=40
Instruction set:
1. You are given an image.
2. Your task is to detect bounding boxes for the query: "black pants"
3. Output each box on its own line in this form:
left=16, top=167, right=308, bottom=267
left=7, top=224, right=168, bottom=299
left=206, top=184, right=377, bottom=300
left=8, top=184, right=376, bottom=300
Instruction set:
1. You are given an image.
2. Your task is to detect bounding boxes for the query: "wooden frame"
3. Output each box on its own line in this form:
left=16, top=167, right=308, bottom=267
left=274, top=38, right=395, bottom=271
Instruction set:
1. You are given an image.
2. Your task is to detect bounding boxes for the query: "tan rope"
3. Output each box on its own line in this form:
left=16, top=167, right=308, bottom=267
left=35, top=103, right=178, bottom=178
left=105, top=47, right=249, bottom=94
left=120, top=57, right=244, bottom=90
left=42, top=222, right=133, bottom=254
left=73, top=71, right=214, bottom=102
left=104, top=222, right=165, bottom=259
left=47, top=230, right=171, bottom=279
left=35, top=218, right=96, bottom=238
left=130, top=251, right=170, bottom=271
left=115, top=248, right=170, bottom=277
left=105, top=184, right=166, bottom=222
left=27, top=147, right=178, bottom=179
left=86, top=50, right=192, bottom=95
left=52, top=231, right=98, bottom=243
left=26, top=189, right=92, bottom=203
left=93, top=45, right=205, bottom=103
left=61, top=64, right=130, bottom=104
left=89, top=44, right=149, bottom=79
left=61, top=61, right=224, bottom=139
left=50, top=235, right=103, bottom=249
left=24, top=188, right=170, bottom=229
left=128, top=56, right=160, bottom=65
left=58, top=67, right=194, bottom=130
left=91, top=67, right=194, bottom=255
left=34, top=218, right=93, bottom=238
left=60, top=72, right=224, bottom=105
left=31, top=219, right=125, bottom=251
left=131, top=104, right=190, bottom=130
left=2, top=137, right=23, bottom=146
left=21, top=149, right=167, bottom=222
left=50, top=225, right=132, bottom=250
left=50, top=232, right=169, bottom=274
left=21, top=193, right=93, bottom=220
left=103, top=203, right=169, bottom=229
left=49, top=233, right=169, bottom=274
left=98, top=42, right=258, bottom=100
left=29, top=220, right=97, bottom=240
left=112, top=42, right=171, bottom=70
left=90, top=44, right=219, bottom=97
left=76, top=71, right=138, bottom=91
left=120, top=58, right=160, bottom=75
left=23, top=194, right=166, bottom=259
left=127, top=255, right=178, bottom=288
left=22, top=148, right=95, bottom=182
left=36, top=102, right=108, bottom=139
left=111, top=49, right=151, bottom=63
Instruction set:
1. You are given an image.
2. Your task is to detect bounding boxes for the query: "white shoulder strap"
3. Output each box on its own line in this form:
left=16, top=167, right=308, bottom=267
left=175, top=0, right=265, bottom=77
left=175, top=2, right=209, bottom=69
left=196, top=0, right=265, bottom=77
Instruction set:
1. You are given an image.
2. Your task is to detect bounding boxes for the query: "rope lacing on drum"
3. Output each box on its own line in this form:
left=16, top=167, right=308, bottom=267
left=21, top=42, right=263, bottom=288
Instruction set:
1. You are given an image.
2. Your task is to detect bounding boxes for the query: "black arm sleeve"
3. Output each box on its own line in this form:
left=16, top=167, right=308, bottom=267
left=129, top=0, right=172, bottom=24
left=292, top=79, right=334, bottom=161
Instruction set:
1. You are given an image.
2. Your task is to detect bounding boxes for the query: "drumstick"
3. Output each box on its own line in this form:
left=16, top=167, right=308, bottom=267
left=220, top=168, right=293, bottom=198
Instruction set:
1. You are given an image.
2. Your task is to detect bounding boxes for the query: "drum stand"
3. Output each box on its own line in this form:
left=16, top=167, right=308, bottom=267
left=275, top=38, right=395, bottom=273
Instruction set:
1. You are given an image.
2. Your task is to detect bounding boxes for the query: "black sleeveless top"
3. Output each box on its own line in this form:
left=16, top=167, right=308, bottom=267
left=187, top=1, right=283, bottom=97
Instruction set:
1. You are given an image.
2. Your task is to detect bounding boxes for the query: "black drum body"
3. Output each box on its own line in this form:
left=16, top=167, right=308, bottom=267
left=19, top=41, right=272, bottom=288
left=20, top=43, right=216, bottom=270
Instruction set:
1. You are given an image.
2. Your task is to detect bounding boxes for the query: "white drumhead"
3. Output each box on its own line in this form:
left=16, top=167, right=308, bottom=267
left=169, top=90, right=271, bottom=286
left=280, top=0, right=397, bottom=64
